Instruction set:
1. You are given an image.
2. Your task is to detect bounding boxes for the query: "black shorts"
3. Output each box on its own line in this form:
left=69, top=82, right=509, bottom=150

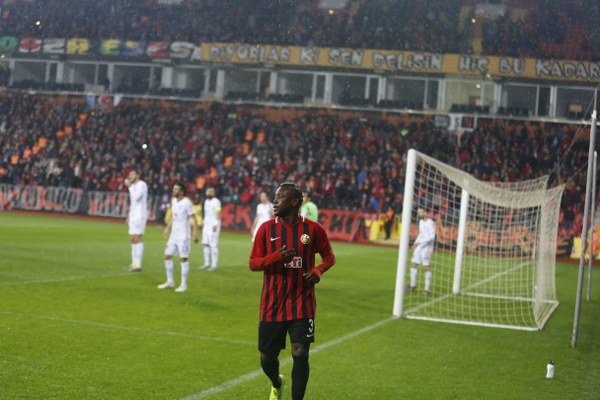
left=258, top=318, right=315, bottom=353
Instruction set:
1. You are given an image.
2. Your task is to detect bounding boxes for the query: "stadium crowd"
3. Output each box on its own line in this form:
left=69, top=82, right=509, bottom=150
left=0, top=92, right=591, bottom=236
left=0, top=0, right=598, bottom=60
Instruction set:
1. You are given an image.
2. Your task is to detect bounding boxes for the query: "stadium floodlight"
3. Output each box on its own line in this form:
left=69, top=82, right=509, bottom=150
left=393, top=149, right=564, bottom=331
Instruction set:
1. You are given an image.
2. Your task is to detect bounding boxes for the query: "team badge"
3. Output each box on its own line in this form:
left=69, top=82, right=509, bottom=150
left=301, top=234, right=310, bottom=244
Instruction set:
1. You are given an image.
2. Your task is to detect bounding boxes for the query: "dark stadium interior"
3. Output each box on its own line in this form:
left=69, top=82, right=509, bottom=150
left=0, top=0, right=599, bottom=60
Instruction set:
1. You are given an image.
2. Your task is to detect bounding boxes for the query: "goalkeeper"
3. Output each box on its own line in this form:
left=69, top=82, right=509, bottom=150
left=406, top=208, right=436, bottom=295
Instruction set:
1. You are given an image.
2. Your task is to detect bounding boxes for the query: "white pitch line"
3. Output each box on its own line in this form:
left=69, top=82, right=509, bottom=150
left=179, top=317, right=396, bottom=400
left=0, top=311, right=254, bottom=346
left=0, top=273, right=131, bottom=286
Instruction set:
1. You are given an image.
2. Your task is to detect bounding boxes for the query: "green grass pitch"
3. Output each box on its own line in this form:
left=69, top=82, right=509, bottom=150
left=0, top=212, right=599, bottom=399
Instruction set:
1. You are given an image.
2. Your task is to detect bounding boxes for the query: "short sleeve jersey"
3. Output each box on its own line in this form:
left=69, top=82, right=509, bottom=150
left=169, top=197, right=195, bottom=241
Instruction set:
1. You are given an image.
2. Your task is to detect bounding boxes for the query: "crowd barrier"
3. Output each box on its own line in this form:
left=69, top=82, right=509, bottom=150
left=0, top=184, right=585, bottom=256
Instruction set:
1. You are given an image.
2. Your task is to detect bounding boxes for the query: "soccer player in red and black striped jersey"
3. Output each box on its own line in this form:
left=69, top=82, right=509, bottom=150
left=249, top=182, right=335, bottom=400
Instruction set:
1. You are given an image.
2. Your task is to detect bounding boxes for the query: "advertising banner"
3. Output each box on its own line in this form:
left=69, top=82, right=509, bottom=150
left=0, top=35, right=599, bottom=82
left=0, top=184, right=577, bottom=251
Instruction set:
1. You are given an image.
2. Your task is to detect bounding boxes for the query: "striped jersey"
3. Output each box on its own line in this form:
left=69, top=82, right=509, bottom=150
left=249, top=216, right=335, bottom=322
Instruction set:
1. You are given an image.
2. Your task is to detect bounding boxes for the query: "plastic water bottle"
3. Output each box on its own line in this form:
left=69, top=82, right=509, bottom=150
left=546, top=360, right=555, bottom=379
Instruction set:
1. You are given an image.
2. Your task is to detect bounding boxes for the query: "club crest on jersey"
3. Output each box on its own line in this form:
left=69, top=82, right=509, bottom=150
left=301, top=234, right=310, bottom=244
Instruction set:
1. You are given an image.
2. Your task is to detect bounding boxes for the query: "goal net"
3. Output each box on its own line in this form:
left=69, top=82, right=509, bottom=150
left=392, top=149, right=564, bottom=330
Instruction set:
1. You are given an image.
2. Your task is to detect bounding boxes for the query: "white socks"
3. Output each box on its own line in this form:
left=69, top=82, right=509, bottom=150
left=132, top=242, right=144, bottom=268
left=424, top=271, right=432, bottom=291
left=410, top=267, right=418, bottom=287
left=410, top=267, right=432, bottom=291
left=164, top=259, right=174, bottom=284
left=210, top=247, right=219, bottom=268
left=203, top=247, right=211, bottom=266
left=181, top=261, right=189, bottom=287
left=203, top=246, right=219, bottom=269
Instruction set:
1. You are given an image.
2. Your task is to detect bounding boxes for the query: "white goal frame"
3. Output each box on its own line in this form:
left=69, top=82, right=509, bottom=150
left=393, top=149, right=564, bottom=331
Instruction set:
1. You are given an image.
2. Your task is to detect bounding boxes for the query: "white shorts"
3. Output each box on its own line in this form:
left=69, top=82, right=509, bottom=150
left=202, top=227, right=220, bottom=247
left=128, top=218, right=147, bottom=235
left=165, top=238, right=191, bottom=258
left=412, top=244, right=434, bottom=266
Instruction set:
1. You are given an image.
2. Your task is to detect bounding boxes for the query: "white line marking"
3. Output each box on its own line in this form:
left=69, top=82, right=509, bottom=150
left=0, top=273, right=131, bottom=286
left=179, top=317, right=395, bottom=400
left=0, top=311, right=254, bottom=346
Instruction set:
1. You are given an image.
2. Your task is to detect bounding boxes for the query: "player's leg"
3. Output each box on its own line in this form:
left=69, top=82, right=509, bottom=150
left=289, top=318, right=315, bottom=400
left=209, top=232, right=219, bottom=270
left=407, top=246, right=422, bottom=290
left=176, top=239, right=191, bottom=292
left=290, top=343, right=310, bottom=400
left=135, top=234, right=144, bottom=268
left=259, top=321, right=287, bottom=399
left=159, top=245, right=176, bottom=289
left=422, top=246, right=433, bottom=295
left=176, top=257, right=189, bottom=292
left=423, top=265, right=432, bottom=295
left=200, top=226, right=211, bottom=269
left=128, top=218, right=145, bottom=271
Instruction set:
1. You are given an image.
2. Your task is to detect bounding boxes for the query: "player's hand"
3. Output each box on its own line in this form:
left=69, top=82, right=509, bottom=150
left=303, top=268, right=321, bottom=284
left=163, top=228, right=169, bottom=239
left=277, top=245, right=296, bottom=263
left=193, top=235, right=199, bottom=243
left=212, top=225, right=217, bottom=232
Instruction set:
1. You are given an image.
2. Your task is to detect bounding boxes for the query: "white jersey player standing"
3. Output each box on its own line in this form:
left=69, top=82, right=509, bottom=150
left=251, top=191, right=274, bottom=242
left=159, top=182, right=199, bottom=292
left=124, top=169, right=148, bottom=272
left=406, top=208, right=436, bottom=295
left=199, top=187, right=221, bottom=271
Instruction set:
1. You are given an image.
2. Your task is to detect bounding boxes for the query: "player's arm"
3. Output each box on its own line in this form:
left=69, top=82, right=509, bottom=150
left=423, top=221, right=436, bottom=245
left=249, top=225, right=295, bottom=271
left=412, top=230, right=423, bottom=250
left=195, top=205, right=203, bottom=228
left=303, top=225, right=336, bottom=284
left=249, top=245, right=296, bottom=272
left=213, top=207, right=221, bottom=232
left=189, top=206, right=199, bottom=243
left=251, top=213, right=258, bottom=235
left=129, top=182, right=147, bottom=202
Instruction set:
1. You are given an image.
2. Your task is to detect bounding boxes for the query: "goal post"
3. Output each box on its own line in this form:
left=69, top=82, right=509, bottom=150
left=393, top=149, right=564, bottom=330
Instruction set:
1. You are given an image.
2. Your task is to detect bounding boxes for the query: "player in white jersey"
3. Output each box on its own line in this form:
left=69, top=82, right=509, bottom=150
left=124, top=169, right=148, bottom=272
left=406, top=208, right=436, bottom=295
left=199, top=186, right=221, bottom=271
left=159, top=182, right=199, bottom=292
left=251, top=191, right=274, bottom=242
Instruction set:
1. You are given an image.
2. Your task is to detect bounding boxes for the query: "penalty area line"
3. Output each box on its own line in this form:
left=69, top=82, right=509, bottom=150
left=0, top=272, right=132, bottom=286
left=179, top=317, right=396, bottom=400
left=0, top=311, right=255, bottom=346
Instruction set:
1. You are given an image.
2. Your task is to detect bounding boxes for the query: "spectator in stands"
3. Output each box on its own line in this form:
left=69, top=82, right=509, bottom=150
left=0, top=92, right=592, bottom=241
left=382, top=198, right=397, bottom=240
left=0, top=0, right=597, bottom=60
